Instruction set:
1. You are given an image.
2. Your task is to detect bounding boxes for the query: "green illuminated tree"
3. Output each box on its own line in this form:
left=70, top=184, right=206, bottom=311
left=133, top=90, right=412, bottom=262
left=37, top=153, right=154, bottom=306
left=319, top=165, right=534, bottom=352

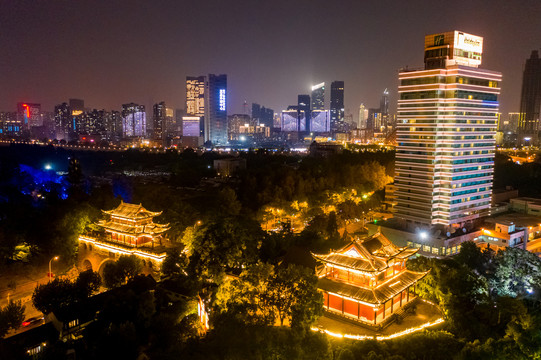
left=188, top=217, right=262, bottom=282
left=267, top=264, right=323, bottom=330
left=161, top=247, right=188, bottom=279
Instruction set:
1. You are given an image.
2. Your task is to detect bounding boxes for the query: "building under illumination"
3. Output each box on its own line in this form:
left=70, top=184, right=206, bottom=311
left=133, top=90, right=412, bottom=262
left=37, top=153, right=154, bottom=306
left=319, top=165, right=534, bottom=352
left=518, top=50, right=541, bottom=146
left=152, top=101, right=166, bottom=142
left=121, top=103, right=146, bottom=138
left=330, top=81, right=345, bottom=133
left=298, top=95, right=311, bottom=134
left=79, top=201, right=170, bottom=271
left=16, top=102, right=41, bottom=135
left=358, top=104, right=368, bottom=129
left=395, top=31, right=501, bottom=228
left=313, top=232, right=427, bottom=326
left=206, top=74, right=228, bottom=145
left=311, top=109, right=330, bottom=133
left=311, top=82, right=325, bottom=111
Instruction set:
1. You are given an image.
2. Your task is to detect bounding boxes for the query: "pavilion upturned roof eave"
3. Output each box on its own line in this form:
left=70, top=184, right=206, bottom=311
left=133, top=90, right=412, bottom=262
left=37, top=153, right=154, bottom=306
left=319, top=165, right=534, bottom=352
left=102, top=201, right=163, bottom=220
left=311, top=252, right=385, bottom=273
left=318, top=269, right=429, bottom=306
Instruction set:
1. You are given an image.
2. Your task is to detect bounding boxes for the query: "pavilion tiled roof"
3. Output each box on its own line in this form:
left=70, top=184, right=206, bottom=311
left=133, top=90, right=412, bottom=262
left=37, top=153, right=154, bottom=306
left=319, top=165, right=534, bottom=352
left=318, top=270, right=427, bottom=305
left=102, top=201, right=162, bottom=220
left=312, top=232, right=419, bottom=272
left=99, top=220, right=169, bottom=236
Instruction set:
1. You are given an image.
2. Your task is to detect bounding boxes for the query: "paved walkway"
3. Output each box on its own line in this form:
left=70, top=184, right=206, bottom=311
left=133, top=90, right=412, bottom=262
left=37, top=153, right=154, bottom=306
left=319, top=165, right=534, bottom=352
left=316, top=300, right=442, bottom=337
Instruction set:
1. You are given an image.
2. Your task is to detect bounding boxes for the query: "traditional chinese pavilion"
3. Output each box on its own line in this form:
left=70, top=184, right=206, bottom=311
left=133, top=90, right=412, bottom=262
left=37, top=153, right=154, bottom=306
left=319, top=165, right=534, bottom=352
left=312, top=232, right=428, bottom=325
left=97, top=201, right=169, bottom=248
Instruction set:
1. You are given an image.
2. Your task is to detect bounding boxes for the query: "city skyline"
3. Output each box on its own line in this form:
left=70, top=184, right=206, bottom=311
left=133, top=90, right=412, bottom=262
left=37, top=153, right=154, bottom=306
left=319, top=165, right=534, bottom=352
left=2, top=0, right=541, bottom=120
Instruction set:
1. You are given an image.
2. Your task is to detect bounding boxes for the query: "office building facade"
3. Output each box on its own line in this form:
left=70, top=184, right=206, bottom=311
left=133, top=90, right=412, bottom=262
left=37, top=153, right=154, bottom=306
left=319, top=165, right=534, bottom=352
left=330, top=81, right=345, bottom=133
left=298, top=94, right=311, bottom=134
left=152, top=102, right=166, bottom=141
left=205, top=74, right=227, bottom=144
left=16, top=103, right=41, bottom=135
left=251, top=103, right=274, bottom=127
left=121, top=103, right=146, bottom=138
left=395, top=31, right=501, bottom=227
left=518, top=50, right=541, bottom=145
left=311, top=82, right=325, bottom=110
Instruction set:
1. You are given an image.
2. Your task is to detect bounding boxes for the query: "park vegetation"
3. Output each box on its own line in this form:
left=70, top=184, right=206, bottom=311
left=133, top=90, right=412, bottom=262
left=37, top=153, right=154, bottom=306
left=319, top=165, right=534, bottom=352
left=3, top=144, right=541, bottom=358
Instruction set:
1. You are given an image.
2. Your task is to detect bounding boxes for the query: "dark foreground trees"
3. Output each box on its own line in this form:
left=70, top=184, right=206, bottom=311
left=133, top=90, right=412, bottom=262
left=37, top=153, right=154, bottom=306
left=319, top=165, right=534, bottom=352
left=0, top=301, right=25, bottom=338
left=32, top=270, right=101, bottom=314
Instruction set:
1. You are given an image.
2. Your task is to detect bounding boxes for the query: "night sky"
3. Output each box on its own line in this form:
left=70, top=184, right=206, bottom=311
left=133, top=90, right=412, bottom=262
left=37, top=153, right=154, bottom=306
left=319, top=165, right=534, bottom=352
left=1, top=0, right=541, bottom=120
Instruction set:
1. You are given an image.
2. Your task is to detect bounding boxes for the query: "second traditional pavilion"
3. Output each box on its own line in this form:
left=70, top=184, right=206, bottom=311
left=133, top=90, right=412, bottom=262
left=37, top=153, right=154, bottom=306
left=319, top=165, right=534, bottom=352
left=312, top=232, right=428, bottom=325
left=97, top=201, right=169, bottom=248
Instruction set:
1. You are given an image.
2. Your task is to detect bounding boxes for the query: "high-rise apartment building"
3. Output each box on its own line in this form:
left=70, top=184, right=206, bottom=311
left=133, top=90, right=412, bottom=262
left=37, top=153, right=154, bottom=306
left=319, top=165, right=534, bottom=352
left=330, top=81, right=345, bottom=133
left=358, top=104, right=368, bottom=129
left=311, top=83, right=325, bottom=110
left=152, top=102, right=166, bottom=141
left=395, top=31, right=501, bottom=227
left=518, top=50, right=541, bottom=145
left=165, top=107, right=174, bottom=139
left=121, top=103, right=146, bottom=137
left=205, top=74, right=227, bottom=144
left=0, top=112, right=17, bottom=135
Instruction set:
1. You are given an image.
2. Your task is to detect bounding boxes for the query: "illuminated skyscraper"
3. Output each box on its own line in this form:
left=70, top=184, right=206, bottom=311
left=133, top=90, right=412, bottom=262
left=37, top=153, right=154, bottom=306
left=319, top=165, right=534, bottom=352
left=186, top=76, right=205, bottom=117
left=121, top=103, right=146, bottom=137
left=16, top=102, right=41, bottom=134
left=380, top=89, right=389, bottom=115
left=298, top=94, right=311, bottom=134
left=205, top=74, right=227, bottom=144
left=358, top=104, right=368, bottom=129
left=182, top=116, right=202, bottom=137
left=311, top=82, right=325, bottom=110
left=395, top=31, right=501, bottom=227
left=152, top=101, right=166, bottom=141
left=310, top=110, right=330, bottom=133
left=165, top=107, right=174, bottom=138
left=330, top=81, right=345, bottom=132
left=54, top=103, right=71, bottom=140
left=517, top=50, right=541, bottom=145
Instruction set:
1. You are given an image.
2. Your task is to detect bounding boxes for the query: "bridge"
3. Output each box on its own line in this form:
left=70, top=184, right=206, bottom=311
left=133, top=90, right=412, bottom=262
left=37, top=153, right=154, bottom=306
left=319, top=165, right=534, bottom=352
left=77, top=235, right=166, bottom=278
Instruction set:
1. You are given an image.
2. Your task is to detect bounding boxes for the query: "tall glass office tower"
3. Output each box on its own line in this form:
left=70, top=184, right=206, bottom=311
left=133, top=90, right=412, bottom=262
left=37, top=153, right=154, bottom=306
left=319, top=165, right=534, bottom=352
left=206, top=74, right=227, bottom=145
left=395, top=31, right=501, bottom=227
left=311, top=82, right=325, bottom=110
left=518, top=50, right=541, bottom=146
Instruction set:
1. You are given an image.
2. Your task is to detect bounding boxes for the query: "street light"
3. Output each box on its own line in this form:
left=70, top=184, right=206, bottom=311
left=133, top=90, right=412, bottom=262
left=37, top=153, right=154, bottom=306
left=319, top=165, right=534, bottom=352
left=49, top=256, right=59, bottom=282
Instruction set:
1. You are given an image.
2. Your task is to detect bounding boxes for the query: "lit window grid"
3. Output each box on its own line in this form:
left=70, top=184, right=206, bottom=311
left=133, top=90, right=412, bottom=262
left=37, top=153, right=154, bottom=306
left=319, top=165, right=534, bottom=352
left=395, top=67, right=501, bottom=226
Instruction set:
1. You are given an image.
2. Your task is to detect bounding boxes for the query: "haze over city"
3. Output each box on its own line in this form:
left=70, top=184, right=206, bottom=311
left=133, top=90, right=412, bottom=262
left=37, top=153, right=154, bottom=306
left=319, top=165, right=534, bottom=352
left=2, top=0, right=541, bottom=118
